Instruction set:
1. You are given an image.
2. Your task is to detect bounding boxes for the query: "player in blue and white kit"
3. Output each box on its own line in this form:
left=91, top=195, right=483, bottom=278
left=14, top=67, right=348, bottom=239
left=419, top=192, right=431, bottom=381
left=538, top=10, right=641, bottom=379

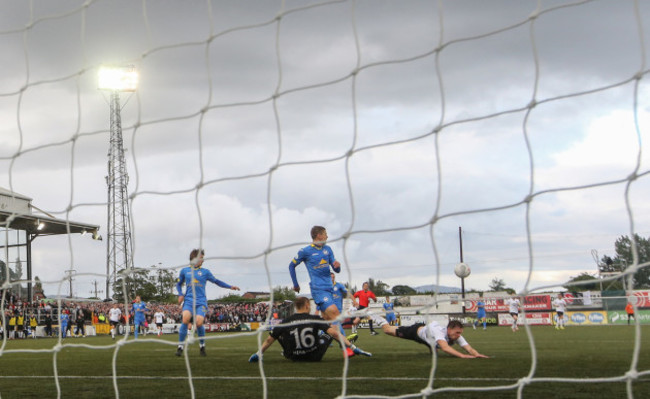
left=289, top=226, right=342, bottom=322
left=131, top=296, right=150, bottom=339
left=59, top=310, right=69, bottom=338
left=383, top=296, right=397, bottom=326
left=175, top=248, right=240, bottom=357
left=290, top=226, right=351, bottom=353
left=331, top=272, right=352, bottom=339
left=473, top=297, right=487, bottom=330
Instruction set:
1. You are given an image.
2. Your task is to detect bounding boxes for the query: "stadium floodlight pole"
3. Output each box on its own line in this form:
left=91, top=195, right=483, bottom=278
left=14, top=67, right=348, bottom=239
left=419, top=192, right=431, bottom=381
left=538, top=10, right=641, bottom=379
left=98, top=65, right=138, bottom=301
left=458, top=226, right=466, bottom=314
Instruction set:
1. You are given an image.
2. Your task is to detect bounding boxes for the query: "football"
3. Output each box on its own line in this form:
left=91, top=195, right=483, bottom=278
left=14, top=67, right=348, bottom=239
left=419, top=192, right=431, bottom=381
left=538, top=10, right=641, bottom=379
left=454, top=262, right=471, bottom=278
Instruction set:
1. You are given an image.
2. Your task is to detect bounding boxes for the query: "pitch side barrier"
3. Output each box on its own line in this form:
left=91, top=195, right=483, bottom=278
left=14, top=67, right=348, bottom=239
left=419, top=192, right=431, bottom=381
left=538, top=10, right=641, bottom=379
left=74, top=292, right=650, bottom=336
left=349, top=292, right=650, bottom=328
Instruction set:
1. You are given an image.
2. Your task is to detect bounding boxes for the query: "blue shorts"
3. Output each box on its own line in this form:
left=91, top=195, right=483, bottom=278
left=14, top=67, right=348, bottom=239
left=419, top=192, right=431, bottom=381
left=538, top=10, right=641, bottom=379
left=386, top=313, right=397, bottom=323
left=477, top=311, right=486, bottom=319
left=311, top=288, right=336, bottom=313
left=182, top=302, right=208, bottom=318
left=134, top=318, right=146, bottom=326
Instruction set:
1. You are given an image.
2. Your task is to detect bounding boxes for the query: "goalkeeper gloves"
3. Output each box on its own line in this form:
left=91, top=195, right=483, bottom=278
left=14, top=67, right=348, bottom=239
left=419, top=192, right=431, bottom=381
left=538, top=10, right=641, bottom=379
left=248, top=353, right=260, bottom=363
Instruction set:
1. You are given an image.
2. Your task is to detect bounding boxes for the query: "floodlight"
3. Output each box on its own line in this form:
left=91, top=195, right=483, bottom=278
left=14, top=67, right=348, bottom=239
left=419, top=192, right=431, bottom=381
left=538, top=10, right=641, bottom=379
left=98, top=65, right=138, bottom=92
left=36, top=219, right=45, bottom=231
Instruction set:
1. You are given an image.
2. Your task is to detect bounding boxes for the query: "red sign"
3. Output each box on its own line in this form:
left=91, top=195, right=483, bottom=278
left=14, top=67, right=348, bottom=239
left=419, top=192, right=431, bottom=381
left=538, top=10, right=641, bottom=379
left=468, top=294, right=551, bottom=312
left=630, top=291, right=650, bottom=308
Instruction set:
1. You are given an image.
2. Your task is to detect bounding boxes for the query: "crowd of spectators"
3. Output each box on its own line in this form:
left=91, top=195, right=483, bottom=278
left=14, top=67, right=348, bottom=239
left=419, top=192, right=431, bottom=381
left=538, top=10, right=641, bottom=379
left=1, top=290, right=286, bottom=338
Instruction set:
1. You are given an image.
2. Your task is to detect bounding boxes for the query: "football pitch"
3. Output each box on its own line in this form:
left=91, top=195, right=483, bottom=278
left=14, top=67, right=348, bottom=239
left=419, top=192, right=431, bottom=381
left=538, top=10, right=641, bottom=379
left=1, top=325, right=649, bottom=399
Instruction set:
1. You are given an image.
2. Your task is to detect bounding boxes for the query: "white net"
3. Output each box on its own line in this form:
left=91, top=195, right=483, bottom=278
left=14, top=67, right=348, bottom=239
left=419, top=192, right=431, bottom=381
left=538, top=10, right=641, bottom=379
left=1, top=0, right=650, bottom=398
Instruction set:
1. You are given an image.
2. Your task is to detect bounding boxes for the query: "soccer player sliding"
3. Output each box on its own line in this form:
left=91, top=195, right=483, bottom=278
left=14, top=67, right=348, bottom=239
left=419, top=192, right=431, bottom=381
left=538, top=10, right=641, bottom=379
left=370, top=314, right=489, bottom=359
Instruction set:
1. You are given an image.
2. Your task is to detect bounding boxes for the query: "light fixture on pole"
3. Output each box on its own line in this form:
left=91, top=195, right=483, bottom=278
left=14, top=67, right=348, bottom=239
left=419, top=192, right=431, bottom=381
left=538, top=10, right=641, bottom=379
left=98, top=65, right=138, bottom=301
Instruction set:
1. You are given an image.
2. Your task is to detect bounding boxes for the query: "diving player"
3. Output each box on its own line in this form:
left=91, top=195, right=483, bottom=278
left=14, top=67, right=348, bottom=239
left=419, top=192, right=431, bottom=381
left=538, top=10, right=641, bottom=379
left=370, top=314, right=488, bottom=359
left=175, top=248, right=240, bottom=357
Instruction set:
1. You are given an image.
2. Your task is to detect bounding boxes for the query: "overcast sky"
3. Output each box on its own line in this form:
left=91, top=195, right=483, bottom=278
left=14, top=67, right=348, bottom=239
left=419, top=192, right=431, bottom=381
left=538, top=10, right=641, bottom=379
left=1, top=0, right=649, bottom=300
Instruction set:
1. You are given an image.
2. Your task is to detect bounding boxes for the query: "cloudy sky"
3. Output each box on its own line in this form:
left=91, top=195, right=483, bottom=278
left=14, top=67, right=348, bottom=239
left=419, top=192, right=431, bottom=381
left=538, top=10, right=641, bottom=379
left=1, top=0, right=649, bottom=300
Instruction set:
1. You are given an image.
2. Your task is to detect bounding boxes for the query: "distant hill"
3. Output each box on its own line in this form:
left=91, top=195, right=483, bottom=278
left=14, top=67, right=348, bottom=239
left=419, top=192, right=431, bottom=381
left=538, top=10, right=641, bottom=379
left=414, top=284, right=462, bottom=294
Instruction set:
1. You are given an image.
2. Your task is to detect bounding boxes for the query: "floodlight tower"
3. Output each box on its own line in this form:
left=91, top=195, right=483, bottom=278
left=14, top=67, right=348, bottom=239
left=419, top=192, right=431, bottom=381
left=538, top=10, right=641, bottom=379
left=98, top=65, right=138, bottom=300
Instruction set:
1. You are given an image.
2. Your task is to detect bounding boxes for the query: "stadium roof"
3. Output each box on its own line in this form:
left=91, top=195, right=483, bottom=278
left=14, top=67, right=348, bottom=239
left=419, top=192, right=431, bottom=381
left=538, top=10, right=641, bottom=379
left=0, top=187, right=101, bottom=302
left=0, top=186, right=100, bottom=237
left=0, top=210, right=100, bottom=237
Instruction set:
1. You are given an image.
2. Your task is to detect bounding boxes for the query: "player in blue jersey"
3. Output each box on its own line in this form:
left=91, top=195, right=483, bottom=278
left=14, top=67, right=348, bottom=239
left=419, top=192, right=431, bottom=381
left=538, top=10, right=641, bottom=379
left=289, top=226, right=342, bottom=323
left=131, top=296, right=150, bottom=339
left=175, top=248, right=240, bottom=357
left=473, top=296, right=487, bottom=330
left=330, top=272, right=357, bottom=345
left=383, top=296, right=397, bottom=326
left=59, top=310, right=69, bottom=338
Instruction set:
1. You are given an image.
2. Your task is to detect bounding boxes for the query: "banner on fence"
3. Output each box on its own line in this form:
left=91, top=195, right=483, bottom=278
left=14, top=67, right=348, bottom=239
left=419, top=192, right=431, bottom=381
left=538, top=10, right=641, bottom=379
left=565, top=310, right=608, bottom=325
left=498, top=312, right=553, bottom=326
left=608, top=309, right=650, bottom=325
left=469, top=295, right=551, bottom=312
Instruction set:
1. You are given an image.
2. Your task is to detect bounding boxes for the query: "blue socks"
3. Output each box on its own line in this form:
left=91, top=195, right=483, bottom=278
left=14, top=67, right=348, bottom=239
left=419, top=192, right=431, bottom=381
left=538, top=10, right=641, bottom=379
left=178, top=323, right=188, bottom=345
left=197, top=325, right=205, bottom=346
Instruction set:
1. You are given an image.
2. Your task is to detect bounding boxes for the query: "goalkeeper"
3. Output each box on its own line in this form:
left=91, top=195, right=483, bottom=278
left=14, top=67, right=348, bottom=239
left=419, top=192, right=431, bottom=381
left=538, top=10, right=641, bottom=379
left=248, top=296, right=371, bottom=362
left=370, top=314, right=488, bottom=359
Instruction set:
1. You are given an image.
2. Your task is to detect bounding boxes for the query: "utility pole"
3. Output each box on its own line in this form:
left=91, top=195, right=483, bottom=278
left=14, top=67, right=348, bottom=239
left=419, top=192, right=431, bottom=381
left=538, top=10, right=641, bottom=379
left=89, top=280, right=104, bottom=298
left=64, top=269, right=76, bottom=298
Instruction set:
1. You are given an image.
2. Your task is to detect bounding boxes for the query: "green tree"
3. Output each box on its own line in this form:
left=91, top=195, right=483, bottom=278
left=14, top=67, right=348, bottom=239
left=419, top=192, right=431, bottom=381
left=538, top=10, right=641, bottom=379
left=600, top=234, right=650, bottom=289
left=488, top=277, right=506, bottom=291
left=113, top=268, right=157, bottom=302
left=391, top=285, right=417, bottom=295
left=151, top=268, right=177, bottom=302
left=563, top=272, right=602, bottom=292
left=272, top=286, right=297, bottom=302
left=367, top=277, right=391, bottom=296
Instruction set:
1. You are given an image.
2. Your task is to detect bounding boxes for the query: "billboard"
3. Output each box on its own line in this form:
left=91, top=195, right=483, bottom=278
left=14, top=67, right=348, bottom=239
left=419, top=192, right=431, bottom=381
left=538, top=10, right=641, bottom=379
left=565, top=311, right=608, bottom=326
left=468, top=294, right=552, bottom=312
left=608, top=309, right=650, bottom=325
left=628, top=291, right=650, bottom=308
left=498, top=312, right=553, bottom=326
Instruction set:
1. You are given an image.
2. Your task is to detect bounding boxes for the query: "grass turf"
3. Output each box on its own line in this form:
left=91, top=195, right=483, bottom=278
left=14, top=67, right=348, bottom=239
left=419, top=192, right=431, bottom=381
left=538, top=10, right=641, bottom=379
left=0, top=325, right=649, bottom=398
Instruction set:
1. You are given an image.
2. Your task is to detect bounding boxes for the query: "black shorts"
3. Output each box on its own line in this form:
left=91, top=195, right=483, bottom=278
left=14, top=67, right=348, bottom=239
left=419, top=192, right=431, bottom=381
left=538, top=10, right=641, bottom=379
left=556, top=311, right=564, bottom=316
left=110, top=320, right=120, bottom=327
left=156, top=322, right=163, bottom=328
left=395, top=323, right=431, bottom=349
left=510, top=312, right=519, bottom=317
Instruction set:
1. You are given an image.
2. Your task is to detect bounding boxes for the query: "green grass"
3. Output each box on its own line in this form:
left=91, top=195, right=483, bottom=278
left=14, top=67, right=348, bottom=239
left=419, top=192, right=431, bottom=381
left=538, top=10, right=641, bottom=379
left=1, top=326, right=649, bottom=398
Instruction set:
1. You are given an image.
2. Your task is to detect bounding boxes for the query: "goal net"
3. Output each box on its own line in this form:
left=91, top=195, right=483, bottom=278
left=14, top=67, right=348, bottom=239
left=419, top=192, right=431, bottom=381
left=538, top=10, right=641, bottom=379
left=1, top=0, right=649, bottom=398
